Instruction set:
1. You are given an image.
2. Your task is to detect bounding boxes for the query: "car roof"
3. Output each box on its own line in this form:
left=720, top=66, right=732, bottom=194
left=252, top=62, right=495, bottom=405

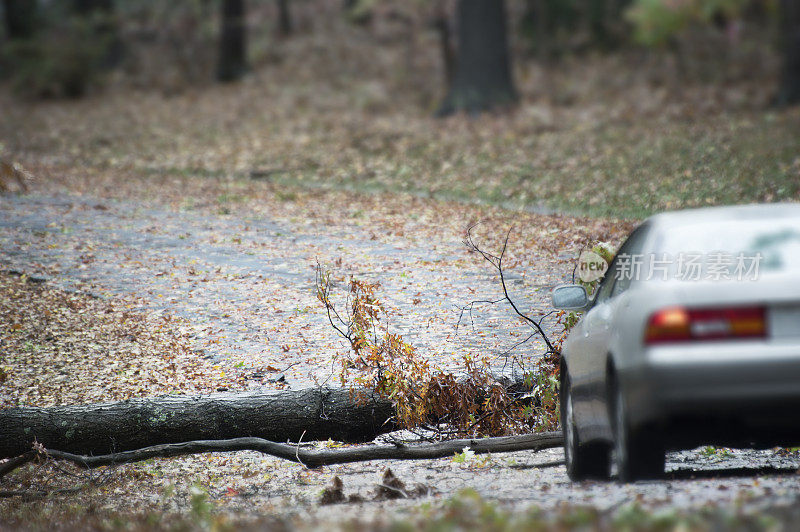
left=645, top=203, right=800, bottom=232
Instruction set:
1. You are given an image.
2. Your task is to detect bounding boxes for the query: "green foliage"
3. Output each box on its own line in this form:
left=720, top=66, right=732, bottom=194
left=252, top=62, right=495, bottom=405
left=394, top=493, right=789, bottom=532
left=700, top=445, right=733, bottom=459
left=612, top=504, right=697, bottom=530
left=2, top=14, right=113, bottom=99
left=188, top=485, right=215, bottom=525
left=589, top=241, right=616, bottom=271
left=520, top=0, right=632, bottom=54
left=344, top=0, right=378, bottom=24
left=530, top=370, right=560, bottom=431
left=450, top=447, right=492, bottom=467
left=626, top=0, right=753, bottom=46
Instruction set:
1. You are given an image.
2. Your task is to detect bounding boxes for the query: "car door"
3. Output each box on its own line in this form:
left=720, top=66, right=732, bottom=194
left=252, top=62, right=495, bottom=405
left=568, top=224, right=651, bottom=442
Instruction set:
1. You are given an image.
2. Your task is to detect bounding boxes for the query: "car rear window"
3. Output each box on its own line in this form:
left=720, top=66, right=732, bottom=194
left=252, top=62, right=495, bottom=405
left=654, top=219, right=800, bottom=276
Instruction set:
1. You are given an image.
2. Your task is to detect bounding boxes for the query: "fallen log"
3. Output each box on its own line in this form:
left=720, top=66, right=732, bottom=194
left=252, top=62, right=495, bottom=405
left=0, top=433, right=563, bottom=481
left=0, top=387, right=396, bottom=459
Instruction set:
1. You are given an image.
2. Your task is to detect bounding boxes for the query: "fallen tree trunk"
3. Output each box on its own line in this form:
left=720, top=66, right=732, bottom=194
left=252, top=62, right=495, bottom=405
left=0, top=387, right=395, bottom=459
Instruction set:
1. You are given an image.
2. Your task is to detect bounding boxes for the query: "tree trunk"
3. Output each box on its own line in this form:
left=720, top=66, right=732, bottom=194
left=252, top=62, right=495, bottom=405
left=3, top=0, right=37, bottom=40
left=433, top=10, right=455, bottom=88
left=779, top=0, right=800, bottom=106
left=276, top=0, right=292, bottom=38
left=217, top=0, right=248, bottom=82
left=0, top=388, right=395, bottom=459
left=437, top=0, right=517, bottom=116
left=588, top=0, right=608, bottom=48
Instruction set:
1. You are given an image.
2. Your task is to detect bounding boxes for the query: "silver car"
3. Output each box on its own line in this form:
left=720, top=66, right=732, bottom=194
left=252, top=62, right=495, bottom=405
left=552, top=204, right=800, bottom=481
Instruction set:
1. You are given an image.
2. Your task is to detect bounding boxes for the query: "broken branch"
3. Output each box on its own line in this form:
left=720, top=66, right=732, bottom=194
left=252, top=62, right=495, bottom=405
left=3, top=432, right=562, bottom=475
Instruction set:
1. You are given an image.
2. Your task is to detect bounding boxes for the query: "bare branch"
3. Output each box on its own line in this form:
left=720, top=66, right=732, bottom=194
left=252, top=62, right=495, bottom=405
left=464, top=224, right=557, bottom=354
left=496, top=332, right=537, bottom=358
left=0, top=487, right=82, bottom=499
left=34, top=432, right=562, bottom=470
left=315, top=262, right=351, bottom=341
left=0, top=451, right=36, bottom=480
left=455, top=298, right=505, bottom=333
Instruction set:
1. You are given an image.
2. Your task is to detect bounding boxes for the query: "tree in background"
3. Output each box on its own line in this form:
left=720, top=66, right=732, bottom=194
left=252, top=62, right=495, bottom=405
left=3, top=0, right=37, bottom=40
left=2, top=0, right=121, bottom=97
left=437, top=0, right=517, bottom=116
left=277, top=0, right=292, bottom=37
left=779, top=0, right=800, bottom=105
left=432, top=0, right=455, bottom=88
left=217, top=0, right=248, bottom=82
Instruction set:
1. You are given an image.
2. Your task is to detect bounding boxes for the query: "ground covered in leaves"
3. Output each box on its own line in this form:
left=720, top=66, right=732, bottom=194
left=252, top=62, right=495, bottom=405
left=2, top=16, right=800, bottom=529
left=2, top=16, right=800, bottom=219
left=0, top=272, right=241, bottom=407
left=0, top=188, right=629, bottom=397
left=2, top=189, right=799, bottom=531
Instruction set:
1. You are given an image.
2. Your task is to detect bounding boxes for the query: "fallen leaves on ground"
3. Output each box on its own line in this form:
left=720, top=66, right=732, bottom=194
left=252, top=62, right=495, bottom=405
left=0, top=272, right=248, bottom=408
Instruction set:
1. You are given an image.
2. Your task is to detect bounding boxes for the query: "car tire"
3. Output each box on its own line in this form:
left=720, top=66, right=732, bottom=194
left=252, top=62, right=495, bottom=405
left=561, top=370, right=611, bottom=481
left=611, top=383, right=664, bottom=482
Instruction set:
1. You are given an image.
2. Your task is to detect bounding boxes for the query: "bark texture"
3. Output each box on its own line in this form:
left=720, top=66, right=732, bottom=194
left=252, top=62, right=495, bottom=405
left=438, top=0, right=517, bottom=116
left=217, top=0, right=248, bottom=82
left=276, top=0, right=292, bottom=37
left=3, top=0, right=37, bottom=40
left=0, top=388, right=395, bottom=459
left=779, top=0, right=800, bottom=105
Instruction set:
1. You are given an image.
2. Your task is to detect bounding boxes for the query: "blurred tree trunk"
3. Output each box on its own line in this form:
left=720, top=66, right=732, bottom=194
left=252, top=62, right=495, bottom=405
left=779, top=0, right=800, bottom=105
left=601, top=0, right=632, bottom=47
left=438, top=0, right=517, bottom=116
left=276, top=0, right=292, bottom=37
left=432, top=2, right=455, bottom=87
left=217, top=0, right=248, bottom=82
left=3, top=0, right=37, bottom=40
left=588, top=0, right=609, bottom=48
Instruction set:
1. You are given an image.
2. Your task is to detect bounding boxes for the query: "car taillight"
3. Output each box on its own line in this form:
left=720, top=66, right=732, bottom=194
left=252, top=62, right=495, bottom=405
left=644, top=306, right=766, bottom=345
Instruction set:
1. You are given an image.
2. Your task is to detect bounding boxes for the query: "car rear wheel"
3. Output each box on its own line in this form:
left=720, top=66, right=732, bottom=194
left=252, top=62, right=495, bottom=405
left=561, top=370, right=610, bottom=480
left=611, top=383, right=664, bottom=482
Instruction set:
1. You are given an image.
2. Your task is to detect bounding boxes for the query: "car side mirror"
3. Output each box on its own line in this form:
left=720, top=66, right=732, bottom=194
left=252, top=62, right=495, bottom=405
left=551, top=284, right=589, bottom=311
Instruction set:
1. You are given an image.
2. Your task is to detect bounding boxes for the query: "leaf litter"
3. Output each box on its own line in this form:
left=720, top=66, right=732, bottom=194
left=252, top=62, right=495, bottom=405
left=1, top=23, right=799, bottom=525
left=1, top=182, right=799, bottom=529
